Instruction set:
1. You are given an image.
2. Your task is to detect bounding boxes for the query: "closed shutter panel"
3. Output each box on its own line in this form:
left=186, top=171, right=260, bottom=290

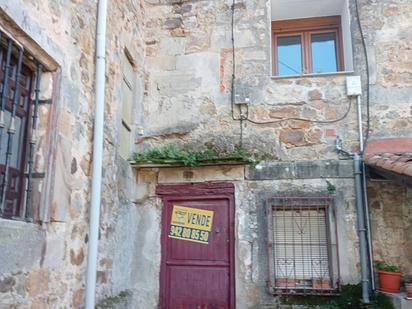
left=119, top=55, right=134, bottom=160
left=273, top=207, right=330, bottom=289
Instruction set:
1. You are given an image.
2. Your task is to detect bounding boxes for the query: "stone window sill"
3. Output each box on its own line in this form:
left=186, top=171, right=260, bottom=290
left=271, top=71, right=354, bottom=80
left=0, top=217, right=39, bottom=228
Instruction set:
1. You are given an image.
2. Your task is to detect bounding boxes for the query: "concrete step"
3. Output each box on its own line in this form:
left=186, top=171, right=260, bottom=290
left=379, top=291, right=412, bottom=309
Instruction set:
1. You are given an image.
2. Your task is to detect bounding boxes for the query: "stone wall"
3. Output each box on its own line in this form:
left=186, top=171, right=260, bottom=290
left=133, top=161, right=361, bottom=308
left=137, top=0, right=412, bottom=307
left=142, top=0, right=360, bottom=159
left=0, top=0, right=146, bottom=308
left=350, top=0, right=412, bottom=139
left=0, top=0, right=410, bottom=308
left=351, top=0, right=412, bottom=288
left=368, top=181, right=412, bottom=275
left=141, top=0, right=412, bottom=152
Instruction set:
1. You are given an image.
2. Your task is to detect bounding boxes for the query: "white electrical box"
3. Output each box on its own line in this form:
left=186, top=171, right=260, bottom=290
left=234, top=87, right=251, bottom=105
left=346, top=76, right=362, bottom=96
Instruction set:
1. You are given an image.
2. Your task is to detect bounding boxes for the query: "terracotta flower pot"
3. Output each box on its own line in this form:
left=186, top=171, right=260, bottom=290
left=405, top=283, right=412, bottom=299
left=378, top=270, right=401, bottom=293
left=275, top=278, right=296, bottom=288
left=312, top=279, right=331, bottom=289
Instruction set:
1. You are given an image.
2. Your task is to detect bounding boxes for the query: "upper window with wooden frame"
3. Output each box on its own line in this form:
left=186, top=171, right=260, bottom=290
left=270, top=0, right=354, bottom=77
left=272, top=16, right=344, bottom=76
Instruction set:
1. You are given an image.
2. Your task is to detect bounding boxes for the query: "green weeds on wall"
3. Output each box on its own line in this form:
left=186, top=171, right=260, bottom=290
left=132, top=145, right=254, bottom=167
left=95, top=290, right=130, bottom=309
left=326, top=180, right=337, bottom=195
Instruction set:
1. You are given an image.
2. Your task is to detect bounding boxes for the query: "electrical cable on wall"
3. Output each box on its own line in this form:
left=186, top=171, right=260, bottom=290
left=230, top=0, right=238, bottom=122
left=355, top=0, right=371, bottom=147
left=229, top=0, right=355, bottom=141
left=230, top=0, right=247, bottom=148
left=246, top=100, right=353, bottom=125
left=355, top=0, right=375, bottom=294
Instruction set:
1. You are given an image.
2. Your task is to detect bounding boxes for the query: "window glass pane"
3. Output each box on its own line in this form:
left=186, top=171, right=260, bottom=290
left=311, top=32, right=337, bottom=73
left=277, top=36, right=302, bottom=76
left=11, top=116, right=23, bottom=168
left=0, top=112, right=24, bottom=168
left=0, top=112, right=8, bottom=165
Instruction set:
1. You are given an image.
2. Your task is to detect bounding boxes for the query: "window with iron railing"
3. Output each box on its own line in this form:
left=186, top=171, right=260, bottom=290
left=0, top=30, right=43, bottom=221
left=266, top=196, right=340, bottom=295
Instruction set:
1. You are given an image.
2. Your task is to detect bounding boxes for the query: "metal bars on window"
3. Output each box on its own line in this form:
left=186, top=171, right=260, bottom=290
left=24, top=63, right=41, bottom=221
left=0, top=30, right=43, bottom=221
left=0, top=47, right=24, bottom=214
left=266, top=196, right=340, bottom=295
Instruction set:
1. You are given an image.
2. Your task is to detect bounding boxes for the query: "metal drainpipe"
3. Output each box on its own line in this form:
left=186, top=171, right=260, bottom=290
left=354, top=153, right=370, bottom=304
left=338, top=90, right=373, bottom=303
left=357, top=96, right=376, bottom=292
left=355, top=94, right=373, bottom=302
left=85, top=0, right=108, bottom=308
left=357, top=96, right=364, bottom=152
left=362, top=161, right=376, bottom=291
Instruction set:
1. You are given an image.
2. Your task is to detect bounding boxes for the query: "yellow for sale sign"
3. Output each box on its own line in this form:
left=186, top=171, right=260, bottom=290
left=169, top=205, right=214, bottom=244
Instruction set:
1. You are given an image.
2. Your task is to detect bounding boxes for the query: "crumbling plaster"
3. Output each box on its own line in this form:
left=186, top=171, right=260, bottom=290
left=135, top=162, right=360, bottom=308
left=136, top=0, right=412, bottom=307
left=0, top=0, right=147, bottom=308
left=0, top=0, right=410, bottom=308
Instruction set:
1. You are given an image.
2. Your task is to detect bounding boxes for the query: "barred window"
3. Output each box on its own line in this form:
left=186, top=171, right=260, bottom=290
left=266, top=197, right=340, bottom=295
left=0, top=30, right=43, bottom=221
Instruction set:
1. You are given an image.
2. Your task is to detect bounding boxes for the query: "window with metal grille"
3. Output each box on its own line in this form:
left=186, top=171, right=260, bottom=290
left=0, top=30, right=43, bottom=221
left=266, top=197, right=340, bottom=295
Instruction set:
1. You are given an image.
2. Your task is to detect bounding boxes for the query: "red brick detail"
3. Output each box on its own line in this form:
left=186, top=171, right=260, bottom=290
left=364, top=138, right=412, bottom=154
left=220, top=48, right=233, bottom=93
left=312, top=279, right=332, bottom=289
left=275, top=278, right=296, bottom=288
left=324, top=128, right=336, bottom=137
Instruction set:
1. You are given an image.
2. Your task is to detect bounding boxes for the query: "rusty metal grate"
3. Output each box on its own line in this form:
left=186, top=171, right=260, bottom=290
left=0, top=30, right=43, bottom=221
left=266, top=197, right=340, bottom=295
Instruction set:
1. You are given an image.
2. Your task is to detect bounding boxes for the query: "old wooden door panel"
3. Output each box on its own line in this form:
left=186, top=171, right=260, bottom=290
left=167, top=199, right=229, bottom=263
left=159, top=183, right=235, bottom=309
left=168, top=266, right=229, bottom=308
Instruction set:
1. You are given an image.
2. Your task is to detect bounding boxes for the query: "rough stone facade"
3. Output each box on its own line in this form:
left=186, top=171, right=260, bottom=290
left=138, top=0, right=411, bottom=306
left=0, top=0, right=410, bottom=308
left=368, top=182, right=412, bottom=274
left=0, top=0, right=146, bottom=308
left=145, top=164, right=361, bottom=308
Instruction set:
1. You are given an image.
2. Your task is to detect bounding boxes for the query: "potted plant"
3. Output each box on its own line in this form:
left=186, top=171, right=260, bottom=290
left=404, top=275, right=412, bottom=299
left=375, top=261, right=401, bottom=293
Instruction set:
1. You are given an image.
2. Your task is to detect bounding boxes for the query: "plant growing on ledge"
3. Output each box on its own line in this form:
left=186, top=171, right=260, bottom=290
left=375, top=261, right=401, bottom=293
left=326, top=180, right=336, bottom=195
left=132, top=145, right=255, bottom=167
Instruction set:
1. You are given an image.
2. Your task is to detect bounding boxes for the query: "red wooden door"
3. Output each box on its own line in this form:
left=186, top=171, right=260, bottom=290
left=157, top=183, right=235, bottom=309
